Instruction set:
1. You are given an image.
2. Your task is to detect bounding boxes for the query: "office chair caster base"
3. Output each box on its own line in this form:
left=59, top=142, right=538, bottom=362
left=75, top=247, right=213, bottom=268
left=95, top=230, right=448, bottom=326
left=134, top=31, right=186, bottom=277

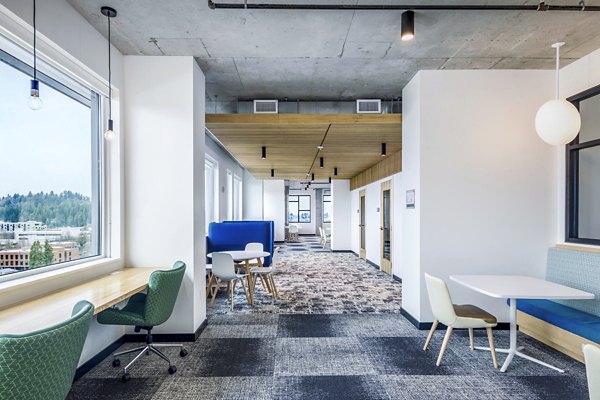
left=112, top=359, right=121, bottom=367
left=180, top=349, right=188, bottom=357
left=121, top=373, right=130, bottom=383
left=168, top=365, right=177, bottom=374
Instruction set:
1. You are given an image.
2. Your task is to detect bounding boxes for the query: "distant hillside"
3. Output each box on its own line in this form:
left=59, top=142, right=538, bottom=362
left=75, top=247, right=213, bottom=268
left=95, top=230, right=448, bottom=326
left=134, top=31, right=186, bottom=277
left=0, top=191, right=91, bottom=228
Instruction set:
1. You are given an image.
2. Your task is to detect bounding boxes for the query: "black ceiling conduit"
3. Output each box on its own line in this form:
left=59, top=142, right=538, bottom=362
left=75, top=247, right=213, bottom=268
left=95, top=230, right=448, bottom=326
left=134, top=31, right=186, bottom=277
left=208, top=0, right=599, bottom=11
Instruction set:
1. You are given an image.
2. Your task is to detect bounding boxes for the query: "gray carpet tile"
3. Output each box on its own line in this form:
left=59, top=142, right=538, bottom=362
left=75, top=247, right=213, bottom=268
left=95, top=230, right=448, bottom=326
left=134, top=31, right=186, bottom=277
left=70, top=247, right=590, bottom=400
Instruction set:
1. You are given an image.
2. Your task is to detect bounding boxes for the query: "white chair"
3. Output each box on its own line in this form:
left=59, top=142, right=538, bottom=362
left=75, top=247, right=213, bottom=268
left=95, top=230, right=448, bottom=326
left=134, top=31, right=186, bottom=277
left=583, top=344, right=600, bottom=400
left=209, top=253, right=250, bottom=311
left=288, top=224, right=298, bottom=242
left=319, top=226, right=330, bottom=248
left=423, top=273, right=499, bottom=368
left=251, top=246, right=280, bottom=303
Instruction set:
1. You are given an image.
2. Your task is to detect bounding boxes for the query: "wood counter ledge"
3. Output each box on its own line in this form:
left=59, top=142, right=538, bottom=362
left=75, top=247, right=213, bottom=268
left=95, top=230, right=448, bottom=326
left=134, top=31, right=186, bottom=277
left=0, top=267, right=161, bottom=335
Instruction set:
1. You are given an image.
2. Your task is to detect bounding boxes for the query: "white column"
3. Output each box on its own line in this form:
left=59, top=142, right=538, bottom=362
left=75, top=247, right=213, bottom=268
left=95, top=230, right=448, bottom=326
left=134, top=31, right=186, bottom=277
left=331, top=180, right=351, bottom=251
left=124, top=56, right=206, bottom=334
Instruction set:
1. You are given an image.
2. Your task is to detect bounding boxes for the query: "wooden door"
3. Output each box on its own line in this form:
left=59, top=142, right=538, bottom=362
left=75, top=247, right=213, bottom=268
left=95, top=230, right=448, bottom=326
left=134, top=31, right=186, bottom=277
left=359, top=189, right=366, bottom=259
left=380, top=180, right=392, bottom=275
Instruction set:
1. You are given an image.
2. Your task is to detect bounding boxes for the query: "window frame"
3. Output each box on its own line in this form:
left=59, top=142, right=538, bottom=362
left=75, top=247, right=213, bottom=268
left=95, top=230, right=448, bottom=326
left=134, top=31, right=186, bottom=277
left=233, top=174, right=243, bottom=220
left=0, top=48, right=105, bottom=283
left=323, top=193, right=332, bottom=223
left=565, top=84, right=600, bottom=246
left=288, top=194, right=311, bottom=224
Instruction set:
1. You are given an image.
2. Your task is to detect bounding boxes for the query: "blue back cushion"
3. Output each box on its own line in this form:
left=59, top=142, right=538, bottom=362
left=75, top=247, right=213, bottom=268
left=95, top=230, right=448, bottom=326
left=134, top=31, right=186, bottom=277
left=207, top=221, right=274, bottom=266
left=546, top=247, right=600, bottom=317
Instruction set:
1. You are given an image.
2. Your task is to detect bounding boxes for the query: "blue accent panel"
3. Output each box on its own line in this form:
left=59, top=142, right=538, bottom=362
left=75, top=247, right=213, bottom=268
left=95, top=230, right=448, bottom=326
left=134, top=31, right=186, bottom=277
left=546, top=248, right=600, bottom=317
left=516, top=299, right=600, bottom=344
left=207, top=221, right=274, bottom=267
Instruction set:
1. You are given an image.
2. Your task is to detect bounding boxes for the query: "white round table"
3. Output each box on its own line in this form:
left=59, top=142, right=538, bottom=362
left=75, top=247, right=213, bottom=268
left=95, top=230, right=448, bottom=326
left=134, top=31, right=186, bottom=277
left=207, top=250, right=271, bottom=305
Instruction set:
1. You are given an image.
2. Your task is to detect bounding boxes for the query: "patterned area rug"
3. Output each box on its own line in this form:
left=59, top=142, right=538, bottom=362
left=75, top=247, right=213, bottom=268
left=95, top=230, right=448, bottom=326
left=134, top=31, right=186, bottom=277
left=208, top=251, right=401, bottom=314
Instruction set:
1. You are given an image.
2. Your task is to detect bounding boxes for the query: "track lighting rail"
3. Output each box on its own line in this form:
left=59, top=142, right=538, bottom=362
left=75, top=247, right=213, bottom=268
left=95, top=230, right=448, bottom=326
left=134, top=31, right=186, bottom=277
left=208, top=0, right=599, bottom=11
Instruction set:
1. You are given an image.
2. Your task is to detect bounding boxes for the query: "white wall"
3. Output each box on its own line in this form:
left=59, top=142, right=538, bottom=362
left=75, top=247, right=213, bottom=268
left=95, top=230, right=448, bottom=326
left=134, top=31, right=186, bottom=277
left=205, top=136, right=244, bottom=222
left=331, top=180, right=352, bottom=250
left=351, top=189, right=360, bottom=254
left=289, top=189, right=316, bottom=234
left=243, top=170, right=264, bottom=220
left=263, top=180, right=286, bottom=242
left=402, top=69, right=556, bottom=323
left=124, top=56, right=206, bottom=334
left=0, top=0, right=126, bottom=365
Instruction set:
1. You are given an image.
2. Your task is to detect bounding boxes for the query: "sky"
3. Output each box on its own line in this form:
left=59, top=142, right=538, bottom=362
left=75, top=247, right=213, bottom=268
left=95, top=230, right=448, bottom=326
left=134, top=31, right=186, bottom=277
left=0, top=61, right=92, bottom=197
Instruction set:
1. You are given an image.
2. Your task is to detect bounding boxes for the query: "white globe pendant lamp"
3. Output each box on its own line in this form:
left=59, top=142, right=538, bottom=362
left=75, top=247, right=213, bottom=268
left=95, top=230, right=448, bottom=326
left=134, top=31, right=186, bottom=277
left=535, top=42, right=581, bottom=146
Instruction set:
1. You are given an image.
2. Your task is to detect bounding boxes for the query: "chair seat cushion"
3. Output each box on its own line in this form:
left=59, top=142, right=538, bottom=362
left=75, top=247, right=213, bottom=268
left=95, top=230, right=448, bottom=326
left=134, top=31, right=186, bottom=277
left=97, top=295, right=146, bottom=327
left=454, top=304, right=497, bottom=324
left=516, top=299, right=600, bottom=343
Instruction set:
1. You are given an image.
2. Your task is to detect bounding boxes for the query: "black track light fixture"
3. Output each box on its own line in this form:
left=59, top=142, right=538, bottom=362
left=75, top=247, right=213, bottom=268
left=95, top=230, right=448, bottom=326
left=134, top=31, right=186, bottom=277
left=334, top=167, right=338, bottom=176
left=320, top=157, right=324, bottom=168
left=329, top=177, right=332, bottom=183
left=381, top=142, right=387, bottom=156
left=270, top=168, right=275, bottom=177
left=262, top=146, right=267, bottom=159
left=311, top=173, right=315, bottom=181
left=401, top=10, right=415, bottom=42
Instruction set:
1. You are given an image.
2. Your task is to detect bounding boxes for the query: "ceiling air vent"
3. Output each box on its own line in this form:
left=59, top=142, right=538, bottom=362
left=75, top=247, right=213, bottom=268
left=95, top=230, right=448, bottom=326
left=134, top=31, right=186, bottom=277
left=356, top=99, right=382, bottom=114
left=254, top=100, right=278, bottom=114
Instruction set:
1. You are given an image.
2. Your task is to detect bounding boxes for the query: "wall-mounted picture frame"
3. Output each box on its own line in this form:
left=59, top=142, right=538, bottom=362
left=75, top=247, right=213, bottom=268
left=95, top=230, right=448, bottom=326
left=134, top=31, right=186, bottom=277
left=406, top=189, right=415, bottom=209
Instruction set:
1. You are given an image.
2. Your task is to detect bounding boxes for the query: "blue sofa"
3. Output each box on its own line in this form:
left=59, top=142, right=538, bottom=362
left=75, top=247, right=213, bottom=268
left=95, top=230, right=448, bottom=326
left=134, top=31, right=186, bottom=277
left=516, top=247, right=600, bottom=360
left=207, top=221, right=274, bottom=267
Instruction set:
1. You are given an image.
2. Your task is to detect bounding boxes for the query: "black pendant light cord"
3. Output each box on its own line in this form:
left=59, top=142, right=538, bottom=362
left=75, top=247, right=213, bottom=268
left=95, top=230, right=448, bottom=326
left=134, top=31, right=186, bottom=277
left=32, top=0, right=36, bottom=81
left=107, top=12, right=112, bottom=120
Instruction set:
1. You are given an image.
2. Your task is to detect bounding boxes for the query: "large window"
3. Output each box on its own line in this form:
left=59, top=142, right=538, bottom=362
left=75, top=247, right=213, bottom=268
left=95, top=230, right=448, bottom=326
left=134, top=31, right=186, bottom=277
left=323, top=193, right=332, bottom=223
left=0, top=50, right=102, bottom=278
left=566, top=86, right=600, bottom=245
left=288, top=195, right=311, bottom=223
left=205, top=156, right=218, bottom=232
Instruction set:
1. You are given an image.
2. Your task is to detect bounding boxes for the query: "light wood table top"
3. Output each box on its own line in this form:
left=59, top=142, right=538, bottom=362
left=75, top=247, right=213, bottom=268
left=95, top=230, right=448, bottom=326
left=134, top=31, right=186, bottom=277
left=0, top=267, right=161, bottom=335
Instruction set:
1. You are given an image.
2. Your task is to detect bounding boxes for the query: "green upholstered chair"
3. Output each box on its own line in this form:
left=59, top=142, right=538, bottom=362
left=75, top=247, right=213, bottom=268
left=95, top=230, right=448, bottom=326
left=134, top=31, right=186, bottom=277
left=97, top=261, right=188, bottom=382
left=0, top=300, right=94, bottom=400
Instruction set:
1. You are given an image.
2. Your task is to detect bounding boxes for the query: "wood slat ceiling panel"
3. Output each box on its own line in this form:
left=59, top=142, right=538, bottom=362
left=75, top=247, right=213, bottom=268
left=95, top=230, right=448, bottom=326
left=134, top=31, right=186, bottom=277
left=206, top=114, right=401, bottom=180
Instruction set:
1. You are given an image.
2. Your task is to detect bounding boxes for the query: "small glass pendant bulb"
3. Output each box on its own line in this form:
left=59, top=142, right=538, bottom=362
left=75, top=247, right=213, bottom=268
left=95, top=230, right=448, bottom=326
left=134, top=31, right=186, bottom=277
left=104, top=119, right=115, bottom=141
left=28, top=79, right=43, bottom=110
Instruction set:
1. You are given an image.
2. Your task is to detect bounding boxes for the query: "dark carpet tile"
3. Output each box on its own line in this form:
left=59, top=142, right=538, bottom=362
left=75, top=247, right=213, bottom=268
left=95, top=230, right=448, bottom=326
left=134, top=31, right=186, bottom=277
left=69, top=377, right=164, bottom=400
left=361, top=336, right=468, bottom=376
left=179, top=338, right=275, bottom=377
left=515, top=375, right=589, bottom=400
left=276, top=314, right=337, bottom=337
left=272, top=375, right=389, bottom=400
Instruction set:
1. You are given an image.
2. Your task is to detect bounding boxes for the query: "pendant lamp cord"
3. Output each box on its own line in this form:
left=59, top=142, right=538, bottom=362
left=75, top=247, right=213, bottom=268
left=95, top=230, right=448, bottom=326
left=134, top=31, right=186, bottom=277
left=555, top=44, right=560, bottom=100
left=33, top=0, right=36, bottom=81
left=107, top=12, right=112, bottom=120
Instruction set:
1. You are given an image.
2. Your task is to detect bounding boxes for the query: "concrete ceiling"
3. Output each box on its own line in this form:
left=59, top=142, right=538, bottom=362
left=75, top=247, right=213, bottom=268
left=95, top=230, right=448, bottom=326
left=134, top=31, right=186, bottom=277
left=68, top=0, right=600, bottom=101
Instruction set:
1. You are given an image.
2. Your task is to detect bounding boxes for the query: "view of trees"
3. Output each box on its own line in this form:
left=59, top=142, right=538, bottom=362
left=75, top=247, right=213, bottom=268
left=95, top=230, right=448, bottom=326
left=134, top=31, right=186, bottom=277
left=28, top=240, right=55, bottom=268
left=0, top=191, right=91, bottom=228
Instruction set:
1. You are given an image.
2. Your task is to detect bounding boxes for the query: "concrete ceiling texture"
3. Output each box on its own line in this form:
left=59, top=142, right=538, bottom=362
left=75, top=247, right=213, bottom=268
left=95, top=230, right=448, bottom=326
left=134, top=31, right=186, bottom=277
left=69, top=0, right=600, bottom=101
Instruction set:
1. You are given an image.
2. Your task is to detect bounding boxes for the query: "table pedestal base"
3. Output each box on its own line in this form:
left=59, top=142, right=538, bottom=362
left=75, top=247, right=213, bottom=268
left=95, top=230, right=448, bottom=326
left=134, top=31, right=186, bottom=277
left=474, top=346, right=564, bottom=373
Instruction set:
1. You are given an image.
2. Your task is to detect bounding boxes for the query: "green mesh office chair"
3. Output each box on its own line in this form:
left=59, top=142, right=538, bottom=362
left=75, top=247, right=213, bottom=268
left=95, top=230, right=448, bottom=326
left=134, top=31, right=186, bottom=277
left=97, top=261, right=188, bottom=382
left=0, top=300, right=94, bottom=400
